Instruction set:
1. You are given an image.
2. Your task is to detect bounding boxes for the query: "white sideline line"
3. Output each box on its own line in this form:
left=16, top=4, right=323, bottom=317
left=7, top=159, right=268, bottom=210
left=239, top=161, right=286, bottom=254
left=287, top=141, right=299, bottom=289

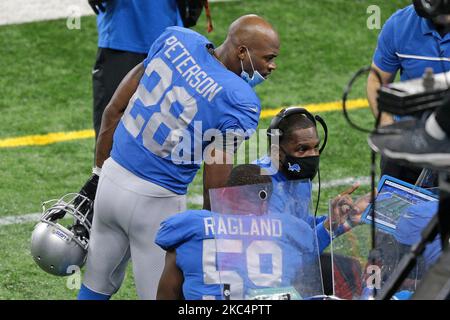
left=0, top=213, right=42, bottom=227
left=315, top=176, right=372, bottom=189
left=0, top=0, right=94, bottom=26
left=0, top=176, right=371, bottom=227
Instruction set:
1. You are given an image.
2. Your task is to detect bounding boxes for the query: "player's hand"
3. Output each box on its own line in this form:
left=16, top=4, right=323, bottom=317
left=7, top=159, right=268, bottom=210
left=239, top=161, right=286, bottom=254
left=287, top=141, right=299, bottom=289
left=325, top=183, right=360, bottom=232
left=347, top=192, right=373, bottom=226
left=49, top=173, right=99, bottom=222
left=78, top=172, right=100, bottom=202
left=68, top=170, right=100, bottom=238
left=379, top=113, right=395, bottom=127
left=88, top=0, right=108, bottom=15
left=49, top=208, right=67, bottom=221
left=73, top=170, right=100, bottom=220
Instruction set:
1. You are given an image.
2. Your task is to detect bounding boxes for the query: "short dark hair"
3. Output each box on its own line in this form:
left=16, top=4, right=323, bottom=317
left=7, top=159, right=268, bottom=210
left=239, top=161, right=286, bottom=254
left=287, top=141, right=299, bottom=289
left=225, top=165, right=273, bottom=202
left=226, top=164, right=272, bottom=187
left=278, top=113, right=316, bottom=145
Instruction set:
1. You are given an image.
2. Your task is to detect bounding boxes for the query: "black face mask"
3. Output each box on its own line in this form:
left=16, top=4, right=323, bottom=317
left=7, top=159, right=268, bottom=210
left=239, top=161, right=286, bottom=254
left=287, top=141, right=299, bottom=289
left=280, top=147, right=320, bottom=181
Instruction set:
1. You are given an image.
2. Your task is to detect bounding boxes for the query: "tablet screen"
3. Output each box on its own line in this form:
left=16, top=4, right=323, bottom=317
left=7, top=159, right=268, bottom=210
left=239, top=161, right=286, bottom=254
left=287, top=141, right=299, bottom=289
left=362, top=176, right=439, bottom=233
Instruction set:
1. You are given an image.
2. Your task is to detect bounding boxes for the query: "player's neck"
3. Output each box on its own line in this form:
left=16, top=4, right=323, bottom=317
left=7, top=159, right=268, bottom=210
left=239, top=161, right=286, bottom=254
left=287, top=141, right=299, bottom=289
left=436, top=24, right=450, bottom=37
left=214, top=45, right=240, bottom=76
left=432, top=18, right=450, bottom=37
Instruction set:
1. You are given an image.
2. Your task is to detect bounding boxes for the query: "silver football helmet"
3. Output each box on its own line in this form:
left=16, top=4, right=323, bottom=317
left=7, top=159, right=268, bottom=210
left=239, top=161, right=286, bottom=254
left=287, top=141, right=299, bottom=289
left=31, top=193, right=93, bottom=276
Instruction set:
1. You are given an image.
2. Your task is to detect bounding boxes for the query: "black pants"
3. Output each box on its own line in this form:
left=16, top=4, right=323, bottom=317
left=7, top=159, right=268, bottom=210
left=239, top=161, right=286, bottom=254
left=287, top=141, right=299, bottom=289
left=92, top=48, right=147, bottom=140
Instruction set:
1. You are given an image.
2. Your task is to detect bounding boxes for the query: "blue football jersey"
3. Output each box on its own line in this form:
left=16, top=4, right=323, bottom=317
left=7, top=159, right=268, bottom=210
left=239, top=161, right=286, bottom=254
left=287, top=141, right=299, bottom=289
left=155, top=210, right=321, bottom=300
left=254, top=156, right=331, bottom=253
left=111, top=27, right=261, bottom=194
left=254, top=156, right=314, bottom=219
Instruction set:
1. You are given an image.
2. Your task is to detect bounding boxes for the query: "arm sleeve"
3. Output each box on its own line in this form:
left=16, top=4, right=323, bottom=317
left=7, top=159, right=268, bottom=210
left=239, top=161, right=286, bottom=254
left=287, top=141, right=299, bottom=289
left=215, top=117, right=258, bottom=154
left=155, top=210, right=199, bottom=250
left=316, top=222, right=331, bottom=254
left=209, top=127, right=254, bottom=155
left=315, top=215, right=327, bottom=225
left=373, top=13, right=400, bottom=73
left=214, top=90, right=260, bottom=154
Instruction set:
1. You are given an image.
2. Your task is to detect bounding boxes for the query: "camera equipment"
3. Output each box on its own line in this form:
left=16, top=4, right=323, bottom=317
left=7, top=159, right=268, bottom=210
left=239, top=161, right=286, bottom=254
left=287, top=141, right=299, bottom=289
left=377, top=68, right=449, bottom=116
left=342, top=64, right=450, bottom=299
left=338, top=0, right=450, bottom=300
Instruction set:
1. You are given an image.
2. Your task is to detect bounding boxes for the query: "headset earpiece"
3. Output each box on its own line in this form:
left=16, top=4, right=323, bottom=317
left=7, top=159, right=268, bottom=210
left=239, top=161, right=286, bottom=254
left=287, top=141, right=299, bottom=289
left=266, top=107, right=328, bottom=154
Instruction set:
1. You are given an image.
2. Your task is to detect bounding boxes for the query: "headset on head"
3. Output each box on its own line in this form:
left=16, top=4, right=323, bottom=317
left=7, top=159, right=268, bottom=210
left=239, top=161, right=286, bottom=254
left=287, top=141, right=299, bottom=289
left=266, top=107, right=328, bottom=154
left=414, top=0, right=450, bottom=19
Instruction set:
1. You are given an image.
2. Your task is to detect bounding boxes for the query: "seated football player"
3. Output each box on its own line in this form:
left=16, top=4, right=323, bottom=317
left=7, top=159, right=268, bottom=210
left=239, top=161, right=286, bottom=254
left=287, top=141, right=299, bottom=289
left=155, top=164, right=324, bottom=300
left=255, top=107, right=370, bottom=253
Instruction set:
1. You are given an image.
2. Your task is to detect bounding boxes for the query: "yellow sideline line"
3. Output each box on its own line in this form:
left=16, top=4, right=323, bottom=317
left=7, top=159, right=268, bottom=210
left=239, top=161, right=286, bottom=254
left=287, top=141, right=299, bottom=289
left=260, top=98, right=368, bottom=118
left=0, top=99, right=368, bottom=149
left=0, top=130, right=95, bottom=148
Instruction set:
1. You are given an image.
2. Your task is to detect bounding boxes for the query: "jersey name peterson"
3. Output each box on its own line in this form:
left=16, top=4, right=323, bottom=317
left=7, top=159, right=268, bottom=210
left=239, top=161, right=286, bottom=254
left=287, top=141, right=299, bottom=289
left=164, top=35, right=223, bottom=102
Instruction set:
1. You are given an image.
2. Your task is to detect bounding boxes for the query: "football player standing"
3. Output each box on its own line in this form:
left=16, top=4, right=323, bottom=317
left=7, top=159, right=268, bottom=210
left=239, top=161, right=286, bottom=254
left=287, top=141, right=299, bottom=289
left=77, top=15, right=280, bottom=300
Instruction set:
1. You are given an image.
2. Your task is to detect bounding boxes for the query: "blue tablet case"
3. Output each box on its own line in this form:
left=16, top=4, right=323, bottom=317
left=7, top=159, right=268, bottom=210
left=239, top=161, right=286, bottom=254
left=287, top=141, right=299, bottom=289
left=361, top=175, right=439, bottom=234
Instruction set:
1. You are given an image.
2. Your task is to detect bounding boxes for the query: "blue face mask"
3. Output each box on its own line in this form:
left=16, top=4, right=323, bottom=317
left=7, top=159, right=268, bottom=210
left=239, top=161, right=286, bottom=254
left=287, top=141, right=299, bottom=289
left=240, top=48, right=265, bottom=88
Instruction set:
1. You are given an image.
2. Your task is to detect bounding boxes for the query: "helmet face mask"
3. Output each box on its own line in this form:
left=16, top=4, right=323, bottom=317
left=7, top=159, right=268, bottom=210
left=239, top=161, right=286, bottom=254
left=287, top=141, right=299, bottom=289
left=31, top=193, right=93, bottom=276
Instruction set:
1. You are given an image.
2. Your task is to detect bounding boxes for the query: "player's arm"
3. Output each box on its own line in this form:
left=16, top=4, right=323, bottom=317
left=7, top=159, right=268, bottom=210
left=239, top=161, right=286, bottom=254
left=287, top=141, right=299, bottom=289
left=367, top=12, right=402, bottom=127
left=95, top=62, right=145, bottom=167
left=366, top=63, right=397, bottom=126
left=203, top=147, right=233, bottom=210
left=157, top=250, right=184, bottom=300
left=202, top=117, right=254, bottom=210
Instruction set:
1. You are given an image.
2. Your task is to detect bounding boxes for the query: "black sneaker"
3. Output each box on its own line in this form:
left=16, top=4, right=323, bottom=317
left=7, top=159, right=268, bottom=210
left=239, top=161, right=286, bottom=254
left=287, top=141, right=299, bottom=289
left=375, top=119, right=418, bottom=134
left=368, top=122, right=450, bottom=170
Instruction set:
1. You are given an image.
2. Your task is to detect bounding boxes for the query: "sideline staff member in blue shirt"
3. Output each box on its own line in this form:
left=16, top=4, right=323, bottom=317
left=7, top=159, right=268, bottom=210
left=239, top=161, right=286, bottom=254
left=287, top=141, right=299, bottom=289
left=254, top=108, right=369, bottom=253
left=89, top=0, right=184, bottom=142
left=366, top=3, right=450, bottom=184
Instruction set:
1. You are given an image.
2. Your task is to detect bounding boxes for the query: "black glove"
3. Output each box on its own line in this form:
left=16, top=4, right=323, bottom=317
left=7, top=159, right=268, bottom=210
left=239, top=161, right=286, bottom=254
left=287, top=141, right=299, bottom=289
left=69, top=173, right=100, bottom=239
left=51, top=174, right=99, bottom=219
left=78, top=173, right=99, bottom=202
left=73, top=173, right=99, bottom=220
left=88, top=0, right=109, bottom=15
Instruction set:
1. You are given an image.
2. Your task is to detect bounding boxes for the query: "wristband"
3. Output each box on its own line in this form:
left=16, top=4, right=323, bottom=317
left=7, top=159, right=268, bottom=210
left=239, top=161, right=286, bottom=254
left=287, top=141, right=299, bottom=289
left=92, top=166, right=102, bottom=176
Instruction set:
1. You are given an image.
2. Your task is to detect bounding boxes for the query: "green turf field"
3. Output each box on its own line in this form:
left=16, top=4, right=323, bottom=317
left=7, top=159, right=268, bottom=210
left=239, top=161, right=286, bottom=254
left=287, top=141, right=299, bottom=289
left=0, top=0, right=410, bottom=299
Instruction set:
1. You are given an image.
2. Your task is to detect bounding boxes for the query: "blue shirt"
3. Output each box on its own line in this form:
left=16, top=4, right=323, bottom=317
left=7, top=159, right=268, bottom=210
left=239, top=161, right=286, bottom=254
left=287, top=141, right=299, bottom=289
left=155, top=210, right=322, bottom=300
left=395, top=201, right=442, bottom=268
left=374, top=5, right=450, bottom=81
left=254, top=156, right=331, bottom=253
left=111, top=27, right=260, bottom=194
left=97, top=0, right=183, bottom=54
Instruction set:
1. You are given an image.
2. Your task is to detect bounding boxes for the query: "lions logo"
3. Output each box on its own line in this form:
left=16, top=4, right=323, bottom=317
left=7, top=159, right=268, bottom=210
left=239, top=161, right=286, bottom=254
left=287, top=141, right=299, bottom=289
left=288, top=162, right=301, bottom=172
